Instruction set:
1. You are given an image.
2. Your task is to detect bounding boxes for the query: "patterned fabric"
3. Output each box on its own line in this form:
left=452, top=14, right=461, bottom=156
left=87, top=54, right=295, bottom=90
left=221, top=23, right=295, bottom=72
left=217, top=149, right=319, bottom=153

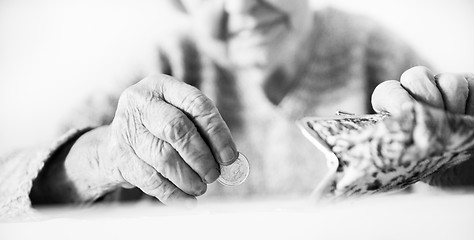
left=299, top=102, right=474, bottom=199
left=0, top=7, right=426, bottom=216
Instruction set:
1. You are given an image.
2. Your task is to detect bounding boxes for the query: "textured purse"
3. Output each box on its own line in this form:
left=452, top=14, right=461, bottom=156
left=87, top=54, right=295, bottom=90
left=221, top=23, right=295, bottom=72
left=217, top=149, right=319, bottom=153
left=298, top=102, right=474, bottom=200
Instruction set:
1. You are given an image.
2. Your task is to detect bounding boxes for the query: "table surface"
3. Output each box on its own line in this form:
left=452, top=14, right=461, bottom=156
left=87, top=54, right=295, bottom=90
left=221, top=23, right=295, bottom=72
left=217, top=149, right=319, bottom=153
left=1, top=192, right=474, bottom=240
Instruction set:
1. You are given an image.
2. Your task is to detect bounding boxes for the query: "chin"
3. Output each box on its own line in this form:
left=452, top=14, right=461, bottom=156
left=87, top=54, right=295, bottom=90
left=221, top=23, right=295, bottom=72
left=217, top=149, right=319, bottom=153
left=229, top=49, right=276, bottom=71
left=229, top=38, right=290, bottom=71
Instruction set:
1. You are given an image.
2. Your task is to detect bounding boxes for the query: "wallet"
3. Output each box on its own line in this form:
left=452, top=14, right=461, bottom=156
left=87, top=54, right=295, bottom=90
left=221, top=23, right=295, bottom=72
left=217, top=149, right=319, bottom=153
left=298, top=102, right=474, bottom=199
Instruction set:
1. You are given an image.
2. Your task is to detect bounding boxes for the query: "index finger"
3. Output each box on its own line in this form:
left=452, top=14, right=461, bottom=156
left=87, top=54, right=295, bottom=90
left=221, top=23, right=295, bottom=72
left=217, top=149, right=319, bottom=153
left=149, top=74, right=238, bottom=166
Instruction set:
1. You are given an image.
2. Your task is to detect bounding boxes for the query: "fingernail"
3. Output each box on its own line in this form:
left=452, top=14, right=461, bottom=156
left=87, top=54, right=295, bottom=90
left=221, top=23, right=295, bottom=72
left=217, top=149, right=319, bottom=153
left=204, top=168, right=220, bottom=183
left=219, top=146, right=237, bottom=165
left=195, top=182, right=207, bottom=196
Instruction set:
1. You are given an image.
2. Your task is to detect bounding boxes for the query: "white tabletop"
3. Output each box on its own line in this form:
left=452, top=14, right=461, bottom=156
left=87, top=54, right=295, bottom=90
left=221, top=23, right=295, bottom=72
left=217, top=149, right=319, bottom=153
left=1, top=192, right=473, bottom=240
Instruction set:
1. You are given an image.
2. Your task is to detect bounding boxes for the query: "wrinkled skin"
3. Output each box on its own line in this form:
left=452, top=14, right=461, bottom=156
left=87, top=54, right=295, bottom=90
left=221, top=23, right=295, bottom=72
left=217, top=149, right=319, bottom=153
left=40, top=74, right=238, bottom=206
left=106, top=75, right=237, bottom=202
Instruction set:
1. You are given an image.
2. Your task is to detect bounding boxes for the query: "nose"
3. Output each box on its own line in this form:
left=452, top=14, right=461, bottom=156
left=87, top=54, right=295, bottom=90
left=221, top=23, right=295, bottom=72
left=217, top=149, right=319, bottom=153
left=224, top=0, right=259, bottom=14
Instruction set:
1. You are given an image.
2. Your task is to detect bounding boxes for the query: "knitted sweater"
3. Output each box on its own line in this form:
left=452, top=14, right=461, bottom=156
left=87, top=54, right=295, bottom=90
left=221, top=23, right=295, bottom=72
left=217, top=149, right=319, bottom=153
left=0, top=7, right=425, bottom=217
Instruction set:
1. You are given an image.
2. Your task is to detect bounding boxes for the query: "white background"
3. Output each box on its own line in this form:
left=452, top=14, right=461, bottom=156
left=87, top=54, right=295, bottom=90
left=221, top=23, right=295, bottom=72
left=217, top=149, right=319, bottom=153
left=1, top=0, right=473, bottom=154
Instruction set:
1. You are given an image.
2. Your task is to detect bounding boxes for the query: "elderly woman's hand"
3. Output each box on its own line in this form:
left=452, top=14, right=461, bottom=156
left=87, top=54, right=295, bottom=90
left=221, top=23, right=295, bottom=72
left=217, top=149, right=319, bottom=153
left=103, top=74, right=238, bottom=204
left=37, top=74, right=238, bottom=206
left=371, top=66, right=474, bottom=187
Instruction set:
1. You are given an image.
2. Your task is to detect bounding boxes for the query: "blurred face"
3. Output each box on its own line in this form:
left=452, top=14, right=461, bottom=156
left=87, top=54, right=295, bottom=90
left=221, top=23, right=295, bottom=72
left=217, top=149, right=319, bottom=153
left=180, top=0, right=312, bottom=73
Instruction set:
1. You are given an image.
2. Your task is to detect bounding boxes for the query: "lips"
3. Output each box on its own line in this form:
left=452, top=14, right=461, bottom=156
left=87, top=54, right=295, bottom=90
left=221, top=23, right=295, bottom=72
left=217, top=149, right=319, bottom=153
left=230, top=15, right=286, bottom=34
left=227, top=15, right=288, bottom=46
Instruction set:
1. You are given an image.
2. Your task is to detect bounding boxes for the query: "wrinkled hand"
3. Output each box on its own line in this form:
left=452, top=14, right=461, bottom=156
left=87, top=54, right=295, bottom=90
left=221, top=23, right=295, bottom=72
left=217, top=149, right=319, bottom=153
left=99, top=74, right=238, bottom=205
left=371, top=66, right=474, bottom=187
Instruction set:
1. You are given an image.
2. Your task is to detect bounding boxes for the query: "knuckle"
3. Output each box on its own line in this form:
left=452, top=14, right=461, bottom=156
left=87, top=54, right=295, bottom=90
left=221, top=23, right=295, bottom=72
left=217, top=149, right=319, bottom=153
left=185, top=92, right=215, bottom=115
left=112, top=94, right=145, bottom=144
left=141, top=171, right=164, bottom=191
left=163, top=114, right=196, bottom=144
left=206, top=119, right=227, bottom=137
left=140, top=135, right=165, bottom=160
left=118, top=86, right=148, bottom=113
left=122, top=78, right=165, bottom=107
left=144, top=73, right=180, bottom=94
left=401, top=66, right=433, bottom=84
left=160, top=186, right=180, bottom=203
left=120, top=85, right=140, bottom=104
left=153, top=143, right=176, bottom=173
left=192, top=150, right=214, bottom=168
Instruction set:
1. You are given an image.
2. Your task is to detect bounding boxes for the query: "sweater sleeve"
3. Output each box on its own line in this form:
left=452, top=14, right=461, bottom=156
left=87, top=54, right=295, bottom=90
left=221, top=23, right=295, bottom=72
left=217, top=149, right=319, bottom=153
left=0, top=128, right=93, bottom=219
left=0, top=77, right=141, bottom=219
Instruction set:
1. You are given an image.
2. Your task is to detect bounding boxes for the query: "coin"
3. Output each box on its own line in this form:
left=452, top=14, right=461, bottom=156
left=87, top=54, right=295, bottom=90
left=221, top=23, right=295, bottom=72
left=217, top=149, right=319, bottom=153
left=218, top=152, right=250, bottom=186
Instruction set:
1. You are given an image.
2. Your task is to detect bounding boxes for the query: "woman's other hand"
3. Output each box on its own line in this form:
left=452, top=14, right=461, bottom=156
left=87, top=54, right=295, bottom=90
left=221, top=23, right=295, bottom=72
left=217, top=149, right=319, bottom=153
left=371, top=66, right=474, bottom=188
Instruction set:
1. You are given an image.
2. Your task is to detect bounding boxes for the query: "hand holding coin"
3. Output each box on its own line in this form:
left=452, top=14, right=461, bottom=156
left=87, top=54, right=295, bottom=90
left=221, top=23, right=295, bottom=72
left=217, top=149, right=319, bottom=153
left=218, top=152, right=250, bottom=186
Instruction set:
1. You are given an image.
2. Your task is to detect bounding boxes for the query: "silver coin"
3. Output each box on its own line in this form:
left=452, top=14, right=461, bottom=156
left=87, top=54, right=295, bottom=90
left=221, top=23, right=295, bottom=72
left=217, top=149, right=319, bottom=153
left=218, top=152, right=250, bottom=186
